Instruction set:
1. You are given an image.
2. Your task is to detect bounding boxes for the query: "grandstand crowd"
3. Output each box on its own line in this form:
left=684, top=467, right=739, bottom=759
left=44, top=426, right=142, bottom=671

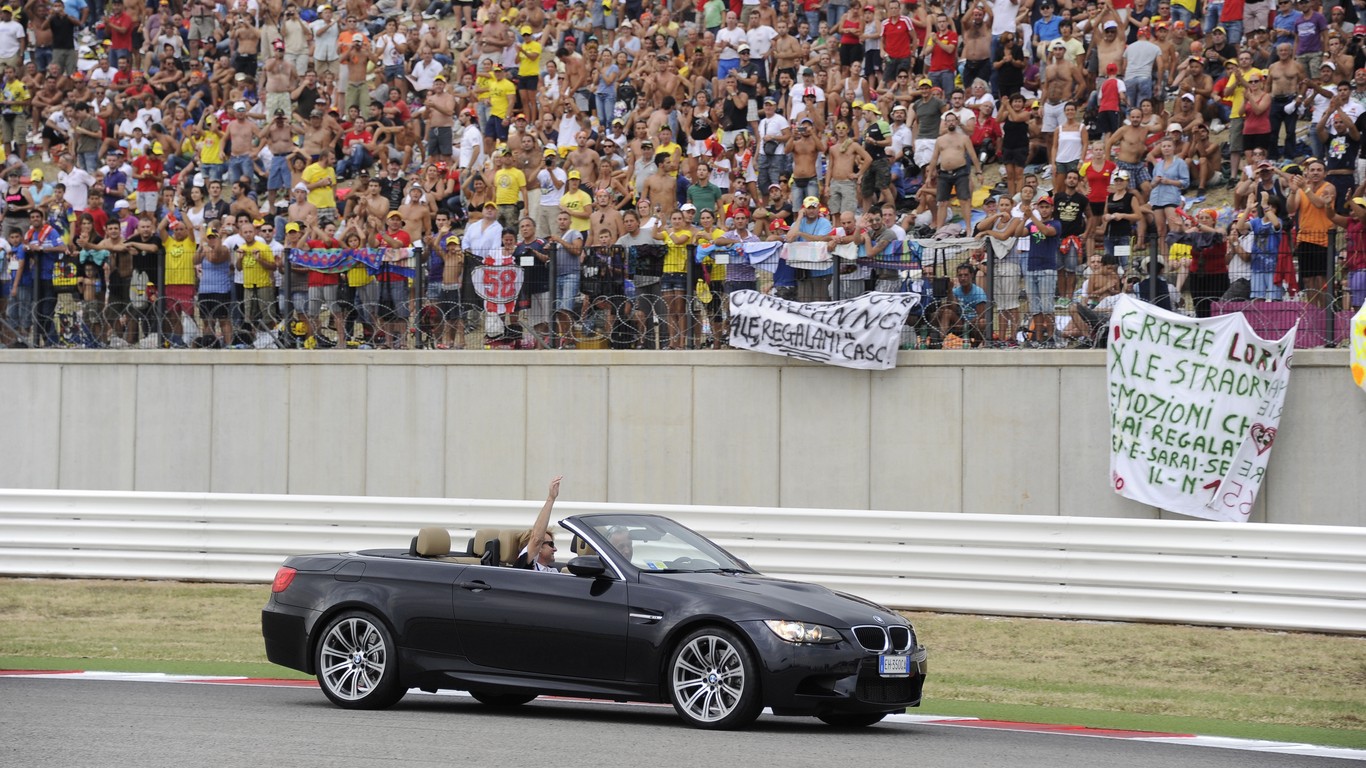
left=0, top=0, right=1361, bottom=349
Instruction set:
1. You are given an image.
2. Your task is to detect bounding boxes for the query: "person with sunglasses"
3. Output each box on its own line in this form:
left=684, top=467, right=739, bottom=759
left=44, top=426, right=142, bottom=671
left=516, top=476, right=564, bottom=573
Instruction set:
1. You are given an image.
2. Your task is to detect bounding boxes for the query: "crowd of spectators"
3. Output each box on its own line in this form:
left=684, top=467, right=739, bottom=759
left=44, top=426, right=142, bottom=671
left=0, top=0, right=1360, bottom=349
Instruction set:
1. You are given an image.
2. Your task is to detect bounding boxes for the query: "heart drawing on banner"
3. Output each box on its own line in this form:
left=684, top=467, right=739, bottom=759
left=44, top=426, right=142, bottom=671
left=1250, top=423, right=1277, bottom=456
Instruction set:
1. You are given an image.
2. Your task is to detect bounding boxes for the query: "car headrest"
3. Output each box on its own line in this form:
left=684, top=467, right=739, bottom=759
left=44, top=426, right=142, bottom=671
left=472, top=528, right=500, bottom=557
left=415, top=527, right=451, bottom=557
left=499, top=529, right=526, bottom=566
left=572, top=534, right=597, bottom=557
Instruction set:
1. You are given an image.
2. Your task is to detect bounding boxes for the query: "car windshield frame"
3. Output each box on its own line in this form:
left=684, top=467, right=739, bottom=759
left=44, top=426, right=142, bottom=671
left=565, top=514, right=756, bottom=575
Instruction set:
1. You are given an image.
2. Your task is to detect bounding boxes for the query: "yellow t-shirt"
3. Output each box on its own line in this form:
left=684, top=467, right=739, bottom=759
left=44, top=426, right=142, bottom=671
left=559, top=188, right=592, bottom=231
left=239, top=240, right=275, bottom=289
left=483, top=77, right=517, bottom=118
left=696, top=226, right=726, bottom=282
left=163, top=234, right=197, bottom=285
left=494, top=167, right=526, bottom=205
left=517, top=41, right=542, bottom=78
left=302, top=162, right=337, bottom=210
left=197, top=131, right=225, bottom=165
left=660, top=228, right=693, bottom=274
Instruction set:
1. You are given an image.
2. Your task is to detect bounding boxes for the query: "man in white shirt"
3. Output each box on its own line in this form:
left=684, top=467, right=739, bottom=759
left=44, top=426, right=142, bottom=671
left=534, top=148, right=566, bottom=237
left=56, top=154, right=96, bottom=211
left=714, top=12, right=748, bottom=79
left=409, top=49, right=444, bottom=95
left=457, top=108, right=483, bottom=171
left=756, top=96, right=790, bottom=190
left=0, top=6, right=25, bottom=70
left=787, top=68, right=825, bottom=119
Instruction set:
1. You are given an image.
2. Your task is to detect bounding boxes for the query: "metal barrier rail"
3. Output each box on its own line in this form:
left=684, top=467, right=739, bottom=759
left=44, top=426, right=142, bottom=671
left=1, top=490, right=1363, bottom=633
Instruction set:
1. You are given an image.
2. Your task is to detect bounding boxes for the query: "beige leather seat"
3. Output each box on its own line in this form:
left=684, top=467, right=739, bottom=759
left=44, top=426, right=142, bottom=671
left=413, top=527, right=481, bottom=564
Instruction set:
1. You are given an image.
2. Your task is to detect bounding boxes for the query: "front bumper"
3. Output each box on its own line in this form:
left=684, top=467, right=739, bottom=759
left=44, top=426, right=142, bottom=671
left=738, top=622, right=928, bottom=716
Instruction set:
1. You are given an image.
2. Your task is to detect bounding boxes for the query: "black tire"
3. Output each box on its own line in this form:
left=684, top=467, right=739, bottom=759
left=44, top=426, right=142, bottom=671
left=314, top=610, right=405, bottom=710
left=818, top=712, right=889, bottom=728
left=469, top=691, right=538, bottom=707
left=666, top=626, right=762, bottom=730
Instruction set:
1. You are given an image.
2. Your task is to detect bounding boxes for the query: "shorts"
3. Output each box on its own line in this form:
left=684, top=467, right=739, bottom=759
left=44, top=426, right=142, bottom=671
left=555, top=272, right=581, bottom=312
left=426, top=125, right=453, bottom=157
left=268, top=154, right=291, bottom=191
left=860, top=158, right=891, bottom=199
left=1001, top=146, right=1028, bottom=167
left=526, top=290, right=551, bottom=327
left=994, top=258, right=1022, bottom=311
left=1229, top=117, right=1245, bottom=153
left=1296, top=241, right=1328, bottom=280
left=1089, top=200, right=1107, bottom=217
left=307, top=284, right=340, bottom=316
left=1026, top=270, right=1058, bottom=315
left=162, top=284, right=196, bottom=316
left=374, top=279, right=411, bottom=320
left=863, top=49, right=882, bottom=79
left=839, top=43, right=863, bottom=68
left=484, top=115, right=509, bottom=141
left=1115, top=159, right=1151, bottom=188
left=1055, top=160, right=1079, bottom=178
left=518, top=75, right=537, bottom=91
left=436, top=288, right=466, bottom=322
left=1243, top=131, right=1273, bottom=154
left=660, top=272, right=687, bottom=292
left=935, top=166, right=971, bottom=202
left=199, top=291, right=232, bottom=320
left=1041, top=101, right=1067, bottom=133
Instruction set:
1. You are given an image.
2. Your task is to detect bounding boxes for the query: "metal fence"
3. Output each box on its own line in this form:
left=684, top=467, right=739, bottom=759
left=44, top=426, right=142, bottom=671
left=2, top=228, right=1357, bottom=351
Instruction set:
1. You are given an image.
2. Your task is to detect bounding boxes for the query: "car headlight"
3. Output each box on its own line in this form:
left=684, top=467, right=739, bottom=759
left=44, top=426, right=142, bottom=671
left=763, top=620, right=843, bottom=644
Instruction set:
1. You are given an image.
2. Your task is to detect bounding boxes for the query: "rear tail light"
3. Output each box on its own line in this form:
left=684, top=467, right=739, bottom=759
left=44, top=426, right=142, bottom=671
left=271, top=566, right=297, bottom=593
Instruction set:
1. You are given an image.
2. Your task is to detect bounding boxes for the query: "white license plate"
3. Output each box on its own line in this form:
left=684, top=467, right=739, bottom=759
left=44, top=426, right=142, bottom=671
left=878, top=654, right=910, bottom=677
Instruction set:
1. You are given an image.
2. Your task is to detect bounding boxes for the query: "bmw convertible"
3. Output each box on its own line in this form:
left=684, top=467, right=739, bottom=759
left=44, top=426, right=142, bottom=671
left=261, top=513, right=927, bottom=730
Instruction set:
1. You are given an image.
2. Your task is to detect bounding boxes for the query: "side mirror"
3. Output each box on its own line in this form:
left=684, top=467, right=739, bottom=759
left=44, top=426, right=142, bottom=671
left=566, top=556, right=608, bottom=578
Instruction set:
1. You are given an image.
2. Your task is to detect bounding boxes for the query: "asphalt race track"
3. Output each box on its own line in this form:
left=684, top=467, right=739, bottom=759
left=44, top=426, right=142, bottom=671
left=0, top=678, right=1353, bottom=768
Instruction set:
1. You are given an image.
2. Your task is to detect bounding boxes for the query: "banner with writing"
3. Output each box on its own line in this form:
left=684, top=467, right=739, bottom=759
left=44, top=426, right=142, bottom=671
left=727, top=290, right=918, bottom=370
left=287, top=248, right=416, bottom=278
left=1106, top=295, right=1295, bottom=522
left=1352, top=305, right=1366, bottom=393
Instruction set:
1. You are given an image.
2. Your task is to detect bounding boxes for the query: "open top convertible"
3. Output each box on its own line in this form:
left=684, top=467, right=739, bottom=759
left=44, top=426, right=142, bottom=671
left=261, top=513, right=927, bottom=730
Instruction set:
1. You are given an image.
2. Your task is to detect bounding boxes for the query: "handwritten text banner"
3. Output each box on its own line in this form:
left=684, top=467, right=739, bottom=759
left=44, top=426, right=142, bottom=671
left=726, top=290, right=918, bottom=370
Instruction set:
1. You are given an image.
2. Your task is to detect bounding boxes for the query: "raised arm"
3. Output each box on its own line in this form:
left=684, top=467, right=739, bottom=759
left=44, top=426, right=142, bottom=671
left=524, top=475, right=563, bottom=564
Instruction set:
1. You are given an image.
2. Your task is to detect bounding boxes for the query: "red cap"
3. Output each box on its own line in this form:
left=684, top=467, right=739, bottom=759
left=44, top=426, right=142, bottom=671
left=1105, top=62, right=1119, bottom=75
left=1355, top=24, right=1366, bottom=35
left=770, top=219, right=789, bottom=231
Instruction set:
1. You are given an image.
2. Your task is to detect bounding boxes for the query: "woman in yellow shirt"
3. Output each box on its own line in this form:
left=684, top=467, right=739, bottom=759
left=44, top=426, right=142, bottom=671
left=652, top=207, right=696, bottom=349
left=694, top=209, right=730, bottom=349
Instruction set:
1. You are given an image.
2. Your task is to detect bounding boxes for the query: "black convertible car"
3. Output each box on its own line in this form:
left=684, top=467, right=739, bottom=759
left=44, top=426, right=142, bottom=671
left=262, top=513, right=927, bottom=730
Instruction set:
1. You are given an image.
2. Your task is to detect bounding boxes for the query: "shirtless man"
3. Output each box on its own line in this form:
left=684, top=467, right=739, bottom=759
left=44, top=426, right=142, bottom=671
left=771, top=24, right=803, bottom=82
left=1104, top=108, right=1156, bottom=201
left=352, top=177, right=390, bottom=220
left=1095, top=19, right=1126, bottom=83
left=224, top=104, right=259, bottom=188
left=1267, top=43, right=1305, bottom=160
left=1172, top=55, right=1215, bottom=114
left=960, top=5, right=992, bottom=91
left=297, top=110, right=337, bottom=158
left=264, top=110, right=296, bottom=205
left=566, top=132, right=601, bottom=187
left=823, top=122, right=872, bottom=215
left=230, top=14, right=261, bottom=78
left=786, top=119, right=821, bottom=211
left=640, top=155, right=678, bottom=211
left=479, top=14, right=513, bottom=68
left=424, top=75, right=457, bottom=163
left=289, top=182, right=318, bottom=224
left=1171, top=93, right=1205, bottom=132
left=925, top=111, right=980, bottom=229
left=1041, top=42, right=1084, bottom=147
left=262, top=43, right=297, bottom=119
left=590, top=187, right=623, bottom=243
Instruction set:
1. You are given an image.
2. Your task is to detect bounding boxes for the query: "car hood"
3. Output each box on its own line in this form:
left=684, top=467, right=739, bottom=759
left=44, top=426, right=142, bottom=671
left=643, top=571, right=906, bottom=627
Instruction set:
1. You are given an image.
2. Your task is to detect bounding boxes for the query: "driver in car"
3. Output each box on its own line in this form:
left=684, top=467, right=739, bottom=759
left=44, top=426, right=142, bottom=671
left=606, top=526, right=633, bottom=560
left=515, top=476, right=563, bottom=573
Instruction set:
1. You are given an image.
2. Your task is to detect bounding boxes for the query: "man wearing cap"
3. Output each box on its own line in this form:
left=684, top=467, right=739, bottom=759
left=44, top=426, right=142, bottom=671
left=262, top=41, right=297, bottom=120
left=787, top=67, right=825, bottom=120
left=311, top=6, right=342, bottom=79
left=784, top=195, right=834, bottom=302
left=423, top=74, right=457, bottom=164
left=476, top=64, right=516, bottom=157
left=907, top=78, right=944, bottom=170
left=302, top=151, right=338, bottom=224
left=1095, top=19, right=1127, bottom=81
left=0, top=7, right=23, bottom=71
left=159, top=215, right=197, bottom=344
left=131, top=142, right=164, bottom=214
left=756, top=96, right=791, bottom=191
left=514, top=25, right=542, bottom=122
left=1125, top=21, right=1163, bottom=108
left=232, top=218, right=277, bottom=333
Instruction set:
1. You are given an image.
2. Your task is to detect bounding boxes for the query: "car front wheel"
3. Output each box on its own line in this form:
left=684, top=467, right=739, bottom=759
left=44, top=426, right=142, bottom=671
left=315, top=611, right=405, bottom=710
left=667, top=627, right=762, bottom=730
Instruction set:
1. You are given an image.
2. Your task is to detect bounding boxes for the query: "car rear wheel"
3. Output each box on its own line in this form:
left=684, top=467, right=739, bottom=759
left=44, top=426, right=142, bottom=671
left=818, top=712, right=889, bottom=728
left=315, top=611, right=405, bottom=710
left=469, top=691, right=538, bottom=707
left=667, top=627, right=762, bottom=730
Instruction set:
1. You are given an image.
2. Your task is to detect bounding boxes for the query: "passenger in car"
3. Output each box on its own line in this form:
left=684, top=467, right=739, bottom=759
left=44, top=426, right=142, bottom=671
left=514, top=475, right=563, bottom=573
left=606, top=525, right=634, bottom=560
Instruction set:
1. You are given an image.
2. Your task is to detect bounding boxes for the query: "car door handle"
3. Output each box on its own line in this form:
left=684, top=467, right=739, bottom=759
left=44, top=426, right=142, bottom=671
left=458, top=580, right=492, bottom=592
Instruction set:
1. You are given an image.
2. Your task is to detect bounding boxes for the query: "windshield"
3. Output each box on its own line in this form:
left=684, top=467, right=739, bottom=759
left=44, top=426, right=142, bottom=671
left=577, top=515, right=754, bottom=573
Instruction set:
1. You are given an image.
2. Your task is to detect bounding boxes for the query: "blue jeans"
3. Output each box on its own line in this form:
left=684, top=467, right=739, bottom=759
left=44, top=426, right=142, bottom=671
left=32, top=46, right=51, bottom=72
left=336, top=146, right=373, bottom=178
left=930, top=69, right=956, bottom=97
left=77, top=151, right=98, bottom=174
left=227, top=155, right=254, bottom=187
left=756, top=153, right=790, bottom=192
left=7, top=282, right=31, bottom=332
left=826, top=3, right=848, bottom=30
left=1222, top=20, right=1243, bottom=46
left=595, top=92, right=616, bottom=122
left=1124, top=77, right=1153, bottom=108
left=267, top=154, right=291, bottom=191
left=1204, top=3, right=1223, bottom=36
left=1170, top=5, right=1194, bottom=23
left=554, top=272, right=580, bottom=313
left=790, top=176, right=819, bottom=212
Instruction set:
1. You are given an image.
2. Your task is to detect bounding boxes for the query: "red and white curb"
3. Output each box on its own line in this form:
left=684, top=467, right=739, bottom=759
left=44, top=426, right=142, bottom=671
left=4, top=670, right=1363, bottom=761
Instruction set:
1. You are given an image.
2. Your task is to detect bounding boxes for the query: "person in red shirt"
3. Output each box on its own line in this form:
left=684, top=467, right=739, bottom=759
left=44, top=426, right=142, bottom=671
left=130, top=143, right=165, bottom=214
left=292, top=219, right=342, bottom=346
left=926, top=13, right=959, bottom=96
left=371, top=210, right=412, bottom=346
left=881, top=13, right=916, bottom=83
left=337, top=105, right=377, bottom=178
left=105, top=0, right=136, bottom=71
left=1080, top=142, right=1117, bottom=257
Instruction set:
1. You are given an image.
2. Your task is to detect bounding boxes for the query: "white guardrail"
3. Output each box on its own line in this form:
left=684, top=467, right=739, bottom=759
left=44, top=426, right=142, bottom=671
left=1, top=490, right=1364, bottom=634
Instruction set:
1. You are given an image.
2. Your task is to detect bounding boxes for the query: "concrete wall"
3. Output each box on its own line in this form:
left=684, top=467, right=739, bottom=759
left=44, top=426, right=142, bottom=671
left=0, top=349, right=1359, bottom=525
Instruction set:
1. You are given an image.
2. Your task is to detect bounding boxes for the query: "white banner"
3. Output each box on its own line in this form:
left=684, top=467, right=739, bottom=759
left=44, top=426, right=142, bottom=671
left=1106, top=295, right=1295, bottom=522
left=727, top=290, right=918, bottom=370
